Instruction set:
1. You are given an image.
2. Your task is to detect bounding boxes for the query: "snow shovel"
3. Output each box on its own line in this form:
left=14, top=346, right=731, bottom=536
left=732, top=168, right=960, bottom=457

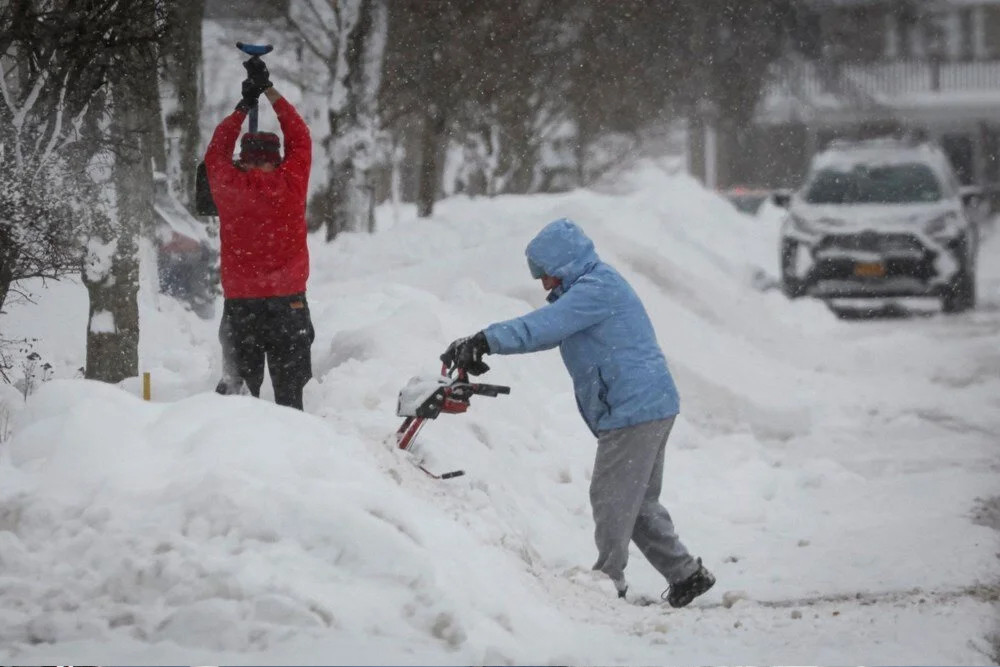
left=194, top=41, right=274, bottom=217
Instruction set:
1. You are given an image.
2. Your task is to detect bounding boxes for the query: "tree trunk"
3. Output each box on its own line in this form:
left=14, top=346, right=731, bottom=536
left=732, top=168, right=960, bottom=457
left=324, top=0, right=388, bottom=240
left=84, top=257, right=140, bottom=383
left=0, top=224, right=16, bottom=315
left=162, top=0, right=205, bottom=206
left=416, top=105, right=445, bottom=218
left=573, top=112, right=598, bottom=187
left=84, top=53, right=157, bottom=383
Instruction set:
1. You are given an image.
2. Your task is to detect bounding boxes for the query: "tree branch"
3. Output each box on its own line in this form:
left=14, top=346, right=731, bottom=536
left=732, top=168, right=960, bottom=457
left=34, top=69, right=71, bottom=173
left=329, top=0, right=342, bottom=28
left=286, top=12, right=333, bottom=65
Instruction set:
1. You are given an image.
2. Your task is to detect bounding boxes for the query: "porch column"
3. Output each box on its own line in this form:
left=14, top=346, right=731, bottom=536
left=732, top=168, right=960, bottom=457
left=697, top=99, right=719, bottom=190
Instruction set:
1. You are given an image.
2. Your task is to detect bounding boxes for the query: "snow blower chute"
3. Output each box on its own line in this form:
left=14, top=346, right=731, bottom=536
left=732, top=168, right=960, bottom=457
left=395, top=365, right=510, bottom=479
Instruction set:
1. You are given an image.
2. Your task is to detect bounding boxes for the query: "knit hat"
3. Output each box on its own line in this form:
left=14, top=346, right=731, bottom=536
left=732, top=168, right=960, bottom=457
left=240, top=132, right=281, bottom=166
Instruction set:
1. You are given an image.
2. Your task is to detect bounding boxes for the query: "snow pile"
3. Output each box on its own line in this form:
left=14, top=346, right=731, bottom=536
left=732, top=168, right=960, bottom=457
left=0, top=381, right=597, bottom=662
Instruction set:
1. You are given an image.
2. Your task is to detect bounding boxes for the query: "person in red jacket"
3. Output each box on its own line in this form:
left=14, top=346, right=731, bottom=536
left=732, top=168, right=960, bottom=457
left=204, top=59, right=314, bottom=410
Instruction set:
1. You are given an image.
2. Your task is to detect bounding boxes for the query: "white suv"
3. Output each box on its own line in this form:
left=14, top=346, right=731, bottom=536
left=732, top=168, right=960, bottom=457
left=775, top=139, right=980, bottom=313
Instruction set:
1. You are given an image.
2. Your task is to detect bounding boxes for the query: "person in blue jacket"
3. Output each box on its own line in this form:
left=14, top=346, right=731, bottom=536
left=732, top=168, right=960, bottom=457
left=441, top=218, right=714, bottom=608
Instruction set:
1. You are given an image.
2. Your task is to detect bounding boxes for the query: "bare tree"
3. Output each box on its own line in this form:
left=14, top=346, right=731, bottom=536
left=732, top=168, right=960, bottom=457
left=443, top=2, right=570, bottom=197
left=381, top=2, right=555, bottom=215
left=81, top=1, right=163, bottom=383
left=0, top=0, right=155, bottom=316
left=683, top=0, right=796, bottom=188
left=288, top=0, right=388, bottom=240
left=0, top=9, right=86, bottom=314
left=380, top=2, right=471, bottom=218
left=0, top=0, right=166, bottom=383
left=0, top=157, right=84, bottom=314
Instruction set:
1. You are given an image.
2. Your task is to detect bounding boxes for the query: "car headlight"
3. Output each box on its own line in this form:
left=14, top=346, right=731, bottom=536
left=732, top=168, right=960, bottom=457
left=924, top=212, right=961, bottom=239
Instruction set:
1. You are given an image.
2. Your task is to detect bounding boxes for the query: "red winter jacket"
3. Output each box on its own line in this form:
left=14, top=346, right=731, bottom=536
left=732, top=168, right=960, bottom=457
left=205, top=97, right=311, bottom=299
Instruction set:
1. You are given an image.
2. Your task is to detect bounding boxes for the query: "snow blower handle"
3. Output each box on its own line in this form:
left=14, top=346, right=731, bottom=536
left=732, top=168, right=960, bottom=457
left=236, top=42, right=273, bottom=133
left=442, top=366, right=509, bottom=398
left=468, top=383, right=511, bottom=397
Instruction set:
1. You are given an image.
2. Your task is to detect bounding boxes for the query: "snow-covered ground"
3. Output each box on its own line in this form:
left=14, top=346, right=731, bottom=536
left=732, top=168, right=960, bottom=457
left=1, top=159, right=999, bottom=664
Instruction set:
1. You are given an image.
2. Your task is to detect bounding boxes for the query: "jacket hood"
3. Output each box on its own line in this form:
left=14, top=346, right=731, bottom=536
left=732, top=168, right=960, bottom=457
left=525, top=218, right=599, bottom=286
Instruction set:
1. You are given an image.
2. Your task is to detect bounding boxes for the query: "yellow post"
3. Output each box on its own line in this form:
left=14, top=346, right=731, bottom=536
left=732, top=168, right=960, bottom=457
left=142, top=372, right=151, bottom=401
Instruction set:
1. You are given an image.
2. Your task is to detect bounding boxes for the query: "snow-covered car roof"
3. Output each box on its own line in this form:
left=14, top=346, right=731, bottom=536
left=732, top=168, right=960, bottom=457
left=809, top=139, right=955, bottom=180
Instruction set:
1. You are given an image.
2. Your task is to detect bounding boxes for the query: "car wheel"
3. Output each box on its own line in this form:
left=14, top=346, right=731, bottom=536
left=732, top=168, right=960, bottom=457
left=941, top=269, right=976, bottom=314
left=780, top=239, right=805, bottom=299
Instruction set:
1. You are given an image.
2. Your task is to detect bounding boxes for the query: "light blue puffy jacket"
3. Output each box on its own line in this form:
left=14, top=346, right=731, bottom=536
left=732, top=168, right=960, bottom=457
left=483, top=219, right=680, bottom=435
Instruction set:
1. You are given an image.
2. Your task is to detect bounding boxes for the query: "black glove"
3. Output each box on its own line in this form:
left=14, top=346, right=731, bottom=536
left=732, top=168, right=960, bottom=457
left=440, top=331, right=491, bottom=376
left=235, top=79, right=261, bottom=113
left=235, top=57, right=272, bottom=113
left=243, top=56, right=272, bottom=93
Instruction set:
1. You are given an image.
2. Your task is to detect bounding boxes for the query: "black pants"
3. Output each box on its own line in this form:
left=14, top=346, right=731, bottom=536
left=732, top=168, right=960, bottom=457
left=221, top=294, right=315, bottom=410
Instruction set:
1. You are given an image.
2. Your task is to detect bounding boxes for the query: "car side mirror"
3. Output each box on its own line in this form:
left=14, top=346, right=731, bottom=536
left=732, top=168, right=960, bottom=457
left=771, top=189, right=792, bottom=208
left=959, top=185, right=982, bottom=208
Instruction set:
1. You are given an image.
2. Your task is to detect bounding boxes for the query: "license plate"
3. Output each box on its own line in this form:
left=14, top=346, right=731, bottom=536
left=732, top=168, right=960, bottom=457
left=854, top=262, right=886, bottom=278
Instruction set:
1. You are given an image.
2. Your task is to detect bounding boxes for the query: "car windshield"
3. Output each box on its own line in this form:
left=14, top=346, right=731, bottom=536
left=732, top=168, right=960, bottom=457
left=804, top=163, right=942, bottom=204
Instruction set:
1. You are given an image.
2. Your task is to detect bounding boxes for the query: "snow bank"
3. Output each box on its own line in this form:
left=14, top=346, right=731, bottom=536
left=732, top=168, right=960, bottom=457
left=0, top=381, right=612, bottom=662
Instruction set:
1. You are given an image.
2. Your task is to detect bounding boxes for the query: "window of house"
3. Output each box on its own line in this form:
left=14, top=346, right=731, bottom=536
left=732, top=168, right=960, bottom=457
left=958, top=8, right=974, bottom=61
left=825, top=6, right=884, bottom=62
left=985, top=6, right=1000, bottom=58
left=905, top=19, right=925, bottom=58
left=924, top=12, right=949, bottom=59
left=853, top=6, right=886, bottom=61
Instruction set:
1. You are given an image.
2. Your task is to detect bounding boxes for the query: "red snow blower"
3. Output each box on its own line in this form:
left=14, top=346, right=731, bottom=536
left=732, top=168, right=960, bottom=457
left=395, top=365, right=510, bottom=479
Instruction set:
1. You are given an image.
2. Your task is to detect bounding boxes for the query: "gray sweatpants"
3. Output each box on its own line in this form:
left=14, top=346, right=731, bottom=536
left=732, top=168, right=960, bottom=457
left=590, top=416, right=698, bottom=590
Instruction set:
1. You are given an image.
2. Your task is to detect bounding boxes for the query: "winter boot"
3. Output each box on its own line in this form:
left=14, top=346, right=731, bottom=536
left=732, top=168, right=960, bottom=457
left=215, top=376, right=246, bottom=396
left=613, top=578, right=628, bottom=599
left=662, top=558, right=715, bottom=608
